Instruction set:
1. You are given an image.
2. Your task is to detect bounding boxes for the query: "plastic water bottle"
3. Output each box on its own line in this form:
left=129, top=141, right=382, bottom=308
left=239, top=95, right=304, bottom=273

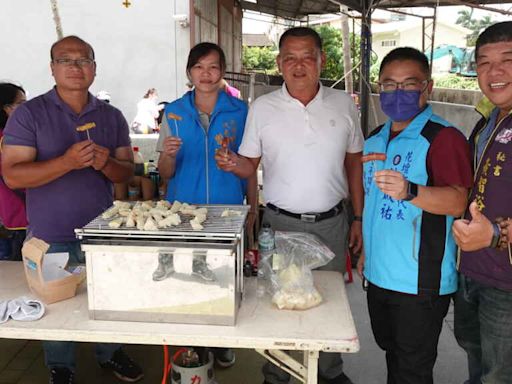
left=257, top=223, right=275, bottom=298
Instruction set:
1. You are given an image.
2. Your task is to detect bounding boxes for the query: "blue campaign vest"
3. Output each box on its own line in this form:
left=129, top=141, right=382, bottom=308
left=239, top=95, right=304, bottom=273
left=363, top=105, right=457, bottom=295
left=163, top=90, right=248, bottom=205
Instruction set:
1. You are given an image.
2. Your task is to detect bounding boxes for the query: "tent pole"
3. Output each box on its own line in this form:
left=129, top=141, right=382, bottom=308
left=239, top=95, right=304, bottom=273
left=359, top=0, right=371, bottom=138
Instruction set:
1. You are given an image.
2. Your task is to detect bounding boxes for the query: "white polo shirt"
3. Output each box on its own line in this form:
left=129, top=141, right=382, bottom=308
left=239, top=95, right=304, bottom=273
left=239, top=83, right=364, bottom=213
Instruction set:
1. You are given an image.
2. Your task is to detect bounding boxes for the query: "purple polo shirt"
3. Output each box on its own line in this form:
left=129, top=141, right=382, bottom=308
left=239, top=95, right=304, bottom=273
left=3, top=88, right=131, bottom=242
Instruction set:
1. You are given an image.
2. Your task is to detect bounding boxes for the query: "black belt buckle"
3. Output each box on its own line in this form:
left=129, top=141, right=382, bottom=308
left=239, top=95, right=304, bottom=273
left=300, top=213, right=318, bottom=223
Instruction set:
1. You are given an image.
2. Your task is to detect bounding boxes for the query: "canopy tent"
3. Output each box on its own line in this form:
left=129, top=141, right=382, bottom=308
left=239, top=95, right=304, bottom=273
left=240, top=0, right=512, bottom=18
left=239, top=0, right=512, bottom=135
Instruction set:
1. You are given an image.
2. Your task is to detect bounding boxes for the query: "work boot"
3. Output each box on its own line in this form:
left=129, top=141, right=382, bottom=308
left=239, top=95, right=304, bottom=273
left=152, top=253, right=175, bottom=281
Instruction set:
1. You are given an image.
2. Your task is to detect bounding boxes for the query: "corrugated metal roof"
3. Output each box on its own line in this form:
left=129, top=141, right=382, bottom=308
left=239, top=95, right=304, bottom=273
left=240, top=0, right=512, bottom=18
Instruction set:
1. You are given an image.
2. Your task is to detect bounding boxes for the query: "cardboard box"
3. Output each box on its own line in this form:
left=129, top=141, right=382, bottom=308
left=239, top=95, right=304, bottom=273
left=22, top=238, right=86, bottom=304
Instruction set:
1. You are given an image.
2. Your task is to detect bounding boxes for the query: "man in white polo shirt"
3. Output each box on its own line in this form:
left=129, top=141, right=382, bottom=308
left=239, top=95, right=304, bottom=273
left=216, top=26, right=363, bottom=384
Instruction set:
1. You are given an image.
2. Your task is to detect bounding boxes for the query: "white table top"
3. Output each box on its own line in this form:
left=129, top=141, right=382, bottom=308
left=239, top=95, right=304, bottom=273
left=0, top=261, right=359, bottom=353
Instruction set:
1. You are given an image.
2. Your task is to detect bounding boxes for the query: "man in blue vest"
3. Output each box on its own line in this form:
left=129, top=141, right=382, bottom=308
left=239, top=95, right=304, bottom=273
left=452, top=21, right=512, bottom=384
left=358, top=47, right=473, bottom=383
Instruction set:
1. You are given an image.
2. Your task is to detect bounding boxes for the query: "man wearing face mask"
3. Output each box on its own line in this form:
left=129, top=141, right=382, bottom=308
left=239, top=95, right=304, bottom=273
left=357, top=47, right=473, bottom=383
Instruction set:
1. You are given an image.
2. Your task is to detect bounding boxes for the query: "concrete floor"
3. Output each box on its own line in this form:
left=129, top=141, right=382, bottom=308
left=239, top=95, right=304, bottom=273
left=0, top=274, right=468, bottom=384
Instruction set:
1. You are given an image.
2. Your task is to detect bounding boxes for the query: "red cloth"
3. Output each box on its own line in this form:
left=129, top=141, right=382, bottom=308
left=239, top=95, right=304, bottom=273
left=427, top=127, right=473, bottom=188
left=390, top=127, right=473, bottom=188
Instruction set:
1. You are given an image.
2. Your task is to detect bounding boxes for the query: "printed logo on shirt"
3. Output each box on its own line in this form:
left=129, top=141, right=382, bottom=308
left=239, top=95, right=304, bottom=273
left=495, top=127, right=512, bottom=144
left=392, top=154, right=401, bottom=165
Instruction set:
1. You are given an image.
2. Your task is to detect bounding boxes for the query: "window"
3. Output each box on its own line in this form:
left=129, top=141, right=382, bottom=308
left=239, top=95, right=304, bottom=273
left=381, top=40, right=397, bottom=47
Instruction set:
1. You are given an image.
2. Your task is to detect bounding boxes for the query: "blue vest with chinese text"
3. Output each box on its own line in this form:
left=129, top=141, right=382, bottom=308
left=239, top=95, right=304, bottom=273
left=362, top=105, right=457, bottom=295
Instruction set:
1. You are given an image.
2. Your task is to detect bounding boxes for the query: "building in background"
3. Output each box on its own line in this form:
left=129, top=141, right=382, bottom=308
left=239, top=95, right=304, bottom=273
left=242, top=33, right=274, bottom=48
left=0, top=0, right=242, bottom=122
left=371, top=19, right=471, bottom=63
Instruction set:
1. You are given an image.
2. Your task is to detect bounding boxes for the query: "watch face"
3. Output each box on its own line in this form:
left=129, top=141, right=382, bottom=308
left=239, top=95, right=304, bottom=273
left=404, top=182, right=417, bottom=201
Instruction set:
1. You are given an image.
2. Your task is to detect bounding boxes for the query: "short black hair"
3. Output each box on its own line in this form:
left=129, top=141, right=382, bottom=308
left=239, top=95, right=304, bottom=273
left=0, top=82, right=25, bottom=129
left=379, top=47, right=430, bottom=78
left=186, top=42, right=226, bottom=74
left=476, top=21, right=512, bottom=60
left=50, top=35, right=95, bottom=60
left=279, top=27, right=322, bottom=50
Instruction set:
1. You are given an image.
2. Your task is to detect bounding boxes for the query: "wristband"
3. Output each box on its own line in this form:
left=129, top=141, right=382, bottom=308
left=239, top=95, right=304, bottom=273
left=490, top=222, right=501, bottom=248
left=353, top=216, right=363, bottom=222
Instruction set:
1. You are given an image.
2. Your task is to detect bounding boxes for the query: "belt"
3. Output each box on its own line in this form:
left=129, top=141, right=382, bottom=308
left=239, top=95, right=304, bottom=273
left=266, top=201, right=343, bottom=223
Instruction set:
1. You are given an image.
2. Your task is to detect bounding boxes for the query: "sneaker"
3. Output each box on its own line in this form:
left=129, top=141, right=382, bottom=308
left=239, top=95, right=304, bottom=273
left=100, top=348, right=144, bottom=382
left=215, top=348, right=236, bottom=368
left=152, top=261, right=175, bottom=281
left=49, top=368, right=74, bottom=384
left=192, top=261, right=216, bottom=281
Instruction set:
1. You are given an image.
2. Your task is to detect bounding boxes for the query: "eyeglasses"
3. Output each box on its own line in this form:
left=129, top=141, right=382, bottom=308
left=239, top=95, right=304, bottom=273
left=378, top=79, right=429, bottom=93
left=53, top=58, right=95, bottom=68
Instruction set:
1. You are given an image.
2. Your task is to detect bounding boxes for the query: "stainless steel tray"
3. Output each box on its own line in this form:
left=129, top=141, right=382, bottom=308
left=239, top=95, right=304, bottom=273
left=75, top=204, right=249, bottom=241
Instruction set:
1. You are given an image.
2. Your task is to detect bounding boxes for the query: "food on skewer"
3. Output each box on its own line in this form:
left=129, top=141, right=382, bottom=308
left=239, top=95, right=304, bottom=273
left=76, top=122, right=96, bottom=140
left=167, top=112, right=182, bottom=121
left=221, top=136, right=229, bottom=155
left=361, top=152, right=386, bottom=164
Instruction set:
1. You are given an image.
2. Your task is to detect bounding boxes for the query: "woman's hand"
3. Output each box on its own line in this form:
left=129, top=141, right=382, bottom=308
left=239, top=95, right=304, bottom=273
left=162, top=136, right=182, bottom=158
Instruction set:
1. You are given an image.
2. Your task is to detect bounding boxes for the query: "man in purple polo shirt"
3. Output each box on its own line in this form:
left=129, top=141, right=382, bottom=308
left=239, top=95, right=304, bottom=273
left=452, top=21, right=512, bottom=384
left=2, top=36, right=143, bottom=384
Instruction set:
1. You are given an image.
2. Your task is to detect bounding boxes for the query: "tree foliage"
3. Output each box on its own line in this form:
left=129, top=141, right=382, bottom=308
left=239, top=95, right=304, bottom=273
left=456, top=9, right=494, bottom=46
left=314, top=25, right=343, bottom=79
left=241, top=24, right=369, bottom=83
left=242, top=46, right=277, bottom=72
left=313, top=25, right=368, bottom=81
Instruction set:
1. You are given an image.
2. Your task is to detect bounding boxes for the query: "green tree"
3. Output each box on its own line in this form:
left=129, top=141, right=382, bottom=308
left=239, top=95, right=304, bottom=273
left=456, top=9, right=494, bottom=46
left=242, top=46, right=277, bottom=72
left=313, top=25, right=370, bottom=84
left=456, top=9, right=476, bottom=30
left=314, top=25, right=343, bottom=79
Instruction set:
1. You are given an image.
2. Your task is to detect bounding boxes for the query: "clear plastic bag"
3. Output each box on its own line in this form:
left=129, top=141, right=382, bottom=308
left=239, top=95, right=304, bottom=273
left=266, top=231, right=335, bottom=310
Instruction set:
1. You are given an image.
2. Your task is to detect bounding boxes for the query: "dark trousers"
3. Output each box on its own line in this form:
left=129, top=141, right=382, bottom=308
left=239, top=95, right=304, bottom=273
left=454, top=274, right=512, bottom=384
left=367, top=283, right=450, bottom=384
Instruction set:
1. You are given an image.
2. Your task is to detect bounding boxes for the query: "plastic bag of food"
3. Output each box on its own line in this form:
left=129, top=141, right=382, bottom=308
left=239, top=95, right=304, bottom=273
left=267, top=232, right=335, bottom=310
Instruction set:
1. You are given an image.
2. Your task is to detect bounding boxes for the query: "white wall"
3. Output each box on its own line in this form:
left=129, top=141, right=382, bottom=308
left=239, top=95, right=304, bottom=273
left=0, top=0, right=191, bottom=123
left=373, top=24, right=468, bottom=62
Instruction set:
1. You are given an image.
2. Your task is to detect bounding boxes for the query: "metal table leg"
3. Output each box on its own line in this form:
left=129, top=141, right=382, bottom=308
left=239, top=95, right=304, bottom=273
left=255, top=349, right=319, bottom=384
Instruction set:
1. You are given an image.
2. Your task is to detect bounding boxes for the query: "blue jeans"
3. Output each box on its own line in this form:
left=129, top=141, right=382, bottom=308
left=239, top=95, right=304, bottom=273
left=454, top=274, right=512, bottom=384
left=42, top=241, right=121, bottom=371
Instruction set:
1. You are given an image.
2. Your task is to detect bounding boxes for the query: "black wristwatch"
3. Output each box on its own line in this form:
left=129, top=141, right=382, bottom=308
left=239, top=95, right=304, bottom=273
left=403, top=182, right=418, bottom=202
